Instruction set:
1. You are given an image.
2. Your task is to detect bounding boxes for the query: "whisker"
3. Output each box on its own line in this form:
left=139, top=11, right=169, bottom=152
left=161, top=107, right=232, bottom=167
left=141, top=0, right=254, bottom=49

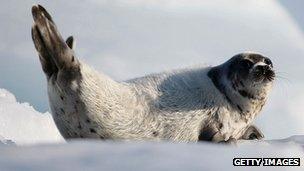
left=275, top=75, right=292, bottom=84
left=272, top=70, right=293, bottom=99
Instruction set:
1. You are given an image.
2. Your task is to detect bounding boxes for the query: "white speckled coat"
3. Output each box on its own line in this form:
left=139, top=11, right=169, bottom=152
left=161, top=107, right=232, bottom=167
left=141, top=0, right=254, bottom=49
left=48, top=62, right=270, bottom=142
left=31, top=5, right=273, bottom=142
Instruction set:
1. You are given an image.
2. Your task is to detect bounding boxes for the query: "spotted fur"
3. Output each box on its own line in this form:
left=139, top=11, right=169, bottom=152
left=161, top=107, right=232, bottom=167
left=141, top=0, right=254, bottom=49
left=31, top=5, right=274, bottom=142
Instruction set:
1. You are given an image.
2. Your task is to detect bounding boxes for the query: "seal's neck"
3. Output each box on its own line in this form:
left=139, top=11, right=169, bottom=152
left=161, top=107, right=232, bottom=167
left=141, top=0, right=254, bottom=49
left=207, top=65, right=269, bottom=115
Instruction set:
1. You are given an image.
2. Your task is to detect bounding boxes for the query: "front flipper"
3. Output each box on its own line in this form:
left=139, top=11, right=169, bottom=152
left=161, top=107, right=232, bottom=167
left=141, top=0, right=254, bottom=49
left=198, top=125, right=218, bottom=141
left=198, top=125, right=229, bottom=143
left=242, top=125, right=264, bottom=140
left=31, top=5, right=79, bottom=79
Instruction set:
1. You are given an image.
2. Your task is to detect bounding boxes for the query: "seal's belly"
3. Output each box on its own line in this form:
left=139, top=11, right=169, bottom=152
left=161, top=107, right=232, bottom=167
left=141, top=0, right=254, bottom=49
left=48, top=84, right=159, bottom=140
left=49, top=102, right=106, bottom=139
left=48, top=84, right=105, bottom=139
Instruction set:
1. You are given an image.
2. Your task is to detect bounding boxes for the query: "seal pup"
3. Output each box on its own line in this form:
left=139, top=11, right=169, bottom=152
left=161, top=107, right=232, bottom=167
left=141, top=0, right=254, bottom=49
left=31, top=5, right=274, bottom=143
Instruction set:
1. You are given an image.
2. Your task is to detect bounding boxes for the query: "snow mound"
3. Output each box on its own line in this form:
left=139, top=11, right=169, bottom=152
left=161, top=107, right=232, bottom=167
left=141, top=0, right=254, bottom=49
left=0, top=89, right=16, bottom=103
left=0, top=88, right=63, bottom=145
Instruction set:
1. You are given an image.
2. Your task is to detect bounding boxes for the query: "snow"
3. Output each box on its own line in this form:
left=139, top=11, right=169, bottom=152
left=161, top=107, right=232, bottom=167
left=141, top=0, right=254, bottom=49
left=0, top=135, right=15, bottom=146
left=0, top=138, right=303, bottom=171
left=0, top=89, right=64, bottom=145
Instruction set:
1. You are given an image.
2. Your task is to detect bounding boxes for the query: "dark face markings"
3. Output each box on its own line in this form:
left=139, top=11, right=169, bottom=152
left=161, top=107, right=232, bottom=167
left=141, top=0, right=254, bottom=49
left=208, top=67, right=233, bottom=105
left=208, top=53, right=273, bottom=116
left=227, top=53, right=272, bottom=83
left=227, top=57, right=251, bottom=82
left=238, top=90, right=255, bottom=99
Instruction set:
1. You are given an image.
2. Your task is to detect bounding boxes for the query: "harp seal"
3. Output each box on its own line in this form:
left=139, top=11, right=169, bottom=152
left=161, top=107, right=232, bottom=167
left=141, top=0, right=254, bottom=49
left=31, top=5, right=274, bottom=143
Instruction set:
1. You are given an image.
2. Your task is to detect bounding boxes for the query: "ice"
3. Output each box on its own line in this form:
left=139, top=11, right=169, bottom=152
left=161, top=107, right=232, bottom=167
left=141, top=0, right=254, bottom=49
left=0, top=89, right=64, bottom=145
left=0, top=138, right=303, bottom=171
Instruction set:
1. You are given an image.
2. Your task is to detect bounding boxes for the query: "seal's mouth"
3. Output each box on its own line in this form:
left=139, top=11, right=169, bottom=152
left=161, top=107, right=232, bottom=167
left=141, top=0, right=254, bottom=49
left=252, top=65, right=275, bottom=82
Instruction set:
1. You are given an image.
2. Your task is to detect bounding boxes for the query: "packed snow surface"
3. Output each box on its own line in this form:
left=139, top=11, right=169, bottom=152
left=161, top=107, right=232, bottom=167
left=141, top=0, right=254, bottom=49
left=0, top=138, right=303, bottom=171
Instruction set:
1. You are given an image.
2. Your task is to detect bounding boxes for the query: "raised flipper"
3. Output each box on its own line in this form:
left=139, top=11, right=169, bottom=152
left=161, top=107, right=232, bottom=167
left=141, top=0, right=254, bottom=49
left=241, top=125, right=264, bottom=140
left=31, top=5, right=79, bottom=79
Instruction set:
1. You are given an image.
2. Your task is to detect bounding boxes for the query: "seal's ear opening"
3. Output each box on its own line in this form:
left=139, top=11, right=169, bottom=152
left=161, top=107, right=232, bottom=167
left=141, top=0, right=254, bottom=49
left=66, top=36, right=76, bottom=50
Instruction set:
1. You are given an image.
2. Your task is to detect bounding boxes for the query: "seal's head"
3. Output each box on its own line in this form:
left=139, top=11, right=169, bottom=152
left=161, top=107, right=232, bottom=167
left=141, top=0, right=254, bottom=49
left=208, top=52, right=275, bottom=106
left=207, top=53, right=275, bottom=140
left=226, top=53, right=275, bottom=89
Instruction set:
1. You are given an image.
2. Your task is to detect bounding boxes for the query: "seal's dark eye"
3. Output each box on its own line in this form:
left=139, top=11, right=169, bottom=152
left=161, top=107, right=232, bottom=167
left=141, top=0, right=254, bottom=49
left=240, top=60, right=253, bottom=69
left=264, top=58, right=273, bottom=67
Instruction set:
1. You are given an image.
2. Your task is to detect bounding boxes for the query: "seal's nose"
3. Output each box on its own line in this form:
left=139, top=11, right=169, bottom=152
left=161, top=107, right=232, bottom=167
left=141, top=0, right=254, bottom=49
left=253, top=64, right=275, bottom=81
left=255, top=65, right=271, bottom=74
